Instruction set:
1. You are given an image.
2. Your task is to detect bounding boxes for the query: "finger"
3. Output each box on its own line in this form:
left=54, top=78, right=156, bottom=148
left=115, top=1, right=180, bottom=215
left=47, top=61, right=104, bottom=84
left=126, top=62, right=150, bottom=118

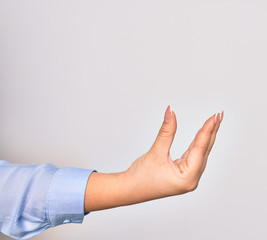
left=181, top=138, right=196, bottom=160
left=181, top=149, right=190, bottom=160
left=186, top=113, right=217, bottom=174
left=201, top=110, right=224, bottom=174
left=181, top=112, right=216, bottom=160
left=149, top=105, right=177, bottom=156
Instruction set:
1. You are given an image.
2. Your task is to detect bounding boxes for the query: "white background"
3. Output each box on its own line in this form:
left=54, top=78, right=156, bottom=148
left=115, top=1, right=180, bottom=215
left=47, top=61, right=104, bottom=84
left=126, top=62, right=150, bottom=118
left=0, top=0, right=266, bottom=239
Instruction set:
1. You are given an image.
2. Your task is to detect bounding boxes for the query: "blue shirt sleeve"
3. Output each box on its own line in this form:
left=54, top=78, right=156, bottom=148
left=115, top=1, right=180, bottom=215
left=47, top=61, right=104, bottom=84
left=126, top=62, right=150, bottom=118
left=0, top=160, right=97, bottom=239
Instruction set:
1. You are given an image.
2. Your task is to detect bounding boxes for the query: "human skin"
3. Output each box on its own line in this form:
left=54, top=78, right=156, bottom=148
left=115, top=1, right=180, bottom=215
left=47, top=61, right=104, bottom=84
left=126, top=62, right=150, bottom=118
left=84, top=105, right=224, bottom=212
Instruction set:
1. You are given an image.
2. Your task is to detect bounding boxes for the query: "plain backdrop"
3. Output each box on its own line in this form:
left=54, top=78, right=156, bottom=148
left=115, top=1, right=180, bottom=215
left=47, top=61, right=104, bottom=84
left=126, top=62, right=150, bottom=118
left=0, top=0, right=266, bottom=239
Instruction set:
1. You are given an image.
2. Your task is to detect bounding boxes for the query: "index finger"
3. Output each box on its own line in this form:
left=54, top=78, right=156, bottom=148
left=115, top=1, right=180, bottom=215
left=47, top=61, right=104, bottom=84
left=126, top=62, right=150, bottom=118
left=186, top=112, right=218, bottom=174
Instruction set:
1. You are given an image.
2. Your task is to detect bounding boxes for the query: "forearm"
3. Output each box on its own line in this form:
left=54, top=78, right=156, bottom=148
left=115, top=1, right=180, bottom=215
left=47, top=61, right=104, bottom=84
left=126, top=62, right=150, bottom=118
left=84, top=171, right=133, bottom=212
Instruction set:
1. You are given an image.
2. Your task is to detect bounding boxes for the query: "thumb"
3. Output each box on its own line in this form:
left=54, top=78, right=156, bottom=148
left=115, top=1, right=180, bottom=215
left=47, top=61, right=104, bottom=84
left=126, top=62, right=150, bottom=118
left=149, top=105, right=177, bottom=156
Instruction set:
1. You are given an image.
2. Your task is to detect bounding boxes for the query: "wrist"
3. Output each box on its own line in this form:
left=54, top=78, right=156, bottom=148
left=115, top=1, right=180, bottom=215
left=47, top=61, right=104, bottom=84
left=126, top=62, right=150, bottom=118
left=84, top=170, right=130, bottom=212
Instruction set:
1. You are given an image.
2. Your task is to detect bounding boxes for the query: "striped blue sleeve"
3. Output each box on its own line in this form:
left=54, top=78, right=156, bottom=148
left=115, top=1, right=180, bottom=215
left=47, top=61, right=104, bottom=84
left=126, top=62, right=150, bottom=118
left=0, top=160, right=96, bottom=239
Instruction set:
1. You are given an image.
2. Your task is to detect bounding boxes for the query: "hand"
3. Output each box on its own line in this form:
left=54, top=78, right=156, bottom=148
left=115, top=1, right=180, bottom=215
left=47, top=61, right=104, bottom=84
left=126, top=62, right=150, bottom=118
left=123, top=106, right=223, bottom=204
left=84, top=106, right=223, bottom=212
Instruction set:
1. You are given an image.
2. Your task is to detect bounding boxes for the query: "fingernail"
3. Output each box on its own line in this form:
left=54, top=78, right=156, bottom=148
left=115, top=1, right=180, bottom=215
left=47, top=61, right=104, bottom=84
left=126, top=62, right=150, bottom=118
left=214, top=112, right=220, bottom=124
left=164, top=105, right=173, bottom=122
left=219, top=110, right=224, bottom=122
left=214, top=110, right=224, bottom=124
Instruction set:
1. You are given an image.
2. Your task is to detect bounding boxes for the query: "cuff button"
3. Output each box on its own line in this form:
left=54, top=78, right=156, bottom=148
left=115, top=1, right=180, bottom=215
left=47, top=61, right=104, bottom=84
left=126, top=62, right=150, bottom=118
left=63, top=219, right=71, bottom=224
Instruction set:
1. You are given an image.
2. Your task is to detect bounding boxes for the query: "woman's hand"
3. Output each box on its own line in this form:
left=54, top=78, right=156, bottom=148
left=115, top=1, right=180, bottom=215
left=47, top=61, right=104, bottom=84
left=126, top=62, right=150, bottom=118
left=84, top=106, right=223, bottom=212
left=123, top=105, right=223, bottom=204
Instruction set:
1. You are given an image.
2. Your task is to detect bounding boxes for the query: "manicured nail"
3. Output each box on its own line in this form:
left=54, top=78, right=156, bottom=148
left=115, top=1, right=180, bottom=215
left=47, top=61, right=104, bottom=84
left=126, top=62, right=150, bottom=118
left=214, top=110, right=224, bottom=124
left=219, top=110, right=224, bottom=122
left=214, top=112, right=220, bottom=124
left=164, top=105, right=173, bottom=122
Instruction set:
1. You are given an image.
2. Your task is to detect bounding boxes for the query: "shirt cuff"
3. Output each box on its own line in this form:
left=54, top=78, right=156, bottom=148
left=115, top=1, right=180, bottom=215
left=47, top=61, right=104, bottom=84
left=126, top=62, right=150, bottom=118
left=47, top=167, right=97, bottom=227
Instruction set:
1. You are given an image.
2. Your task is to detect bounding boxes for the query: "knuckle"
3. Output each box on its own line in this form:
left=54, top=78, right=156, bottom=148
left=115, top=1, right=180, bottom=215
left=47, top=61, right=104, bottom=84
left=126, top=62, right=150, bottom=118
left=196, top=128, right=204, bottom=137
left=195, top=144, right=208, bottom=156
left=195, top=144, right=206, bottom=151
left=159, top=125, right=171, bottom=137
